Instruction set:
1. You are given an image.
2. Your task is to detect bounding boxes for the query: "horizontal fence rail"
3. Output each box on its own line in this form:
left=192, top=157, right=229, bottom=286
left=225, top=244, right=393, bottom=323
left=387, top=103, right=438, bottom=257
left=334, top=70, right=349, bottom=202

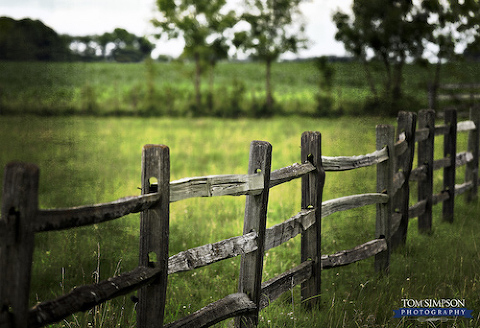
left=321, top=147, right=388, bottom=171
left=429, top=83, right=480, bottom=111
left=1, top=108, right=479, bottom=328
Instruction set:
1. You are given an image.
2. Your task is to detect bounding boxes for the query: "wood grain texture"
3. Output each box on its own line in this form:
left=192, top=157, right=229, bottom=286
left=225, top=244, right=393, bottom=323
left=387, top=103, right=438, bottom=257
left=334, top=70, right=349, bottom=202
left=375, top=125, right=395, bottom=274
left=260, top=261, right=313, bottom=310
left=236, top=141, right=272, bottom=328
left=0, top=162, right=39, bottom=328
left=300, top=131, right=324, bottom=308
left=417, top=109, right=435, bottom=233
left=322, top=239, right=387, bottom=269
left=168, top=232, right=258, bottom=274
left=170, top=173, right=264, bottom=202
left=322, top=147, right=388, bottom=171
left=321, top=193, right=388, bottom=219
left=269, top=162, right=315, bottom=188
left=391, top=111, right=417, bottom=249
left=443, top=110, right=457, bottom=222
left=29, top=266, right=160, bottom=328
left=164, top=293, right=256, bottom=328
left=264, top=209, right=315, bottom=252
left=137, top=145, right=170, bottom=328
left=36, top=193, right=161, bottom=232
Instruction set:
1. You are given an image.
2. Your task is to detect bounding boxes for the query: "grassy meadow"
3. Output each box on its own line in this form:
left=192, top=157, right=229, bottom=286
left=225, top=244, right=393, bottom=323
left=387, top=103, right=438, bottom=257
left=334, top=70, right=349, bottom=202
left=2, top=60, right=480, bottom=117
left=1, top=115, right=480, bottom=327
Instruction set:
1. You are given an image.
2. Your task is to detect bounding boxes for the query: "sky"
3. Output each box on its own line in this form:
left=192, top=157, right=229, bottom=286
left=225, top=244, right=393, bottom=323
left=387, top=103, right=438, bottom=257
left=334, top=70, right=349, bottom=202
left=0, top=0, right=353, bottom=59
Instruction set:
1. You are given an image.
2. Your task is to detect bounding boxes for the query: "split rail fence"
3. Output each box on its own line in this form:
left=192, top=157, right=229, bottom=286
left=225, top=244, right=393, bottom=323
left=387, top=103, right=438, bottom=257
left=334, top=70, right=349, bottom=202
left=1, top=108, right=479, bottom=328
left=429, top=83, right=480, bottom=112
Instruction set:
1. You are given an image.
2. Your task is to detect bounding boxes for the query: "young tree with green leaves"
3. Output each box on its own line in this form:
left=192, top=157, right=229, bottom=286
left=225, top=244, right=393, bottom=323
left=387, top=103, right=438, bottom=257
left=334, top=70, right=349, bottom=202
left=333, top=0, right=432, bottom=113
left=421, top=0, right=480, bottom=108
left=234, top=0, right=308, bottom=116
left=334, top=0, right=480, bottom=114
left=152, top=0, right=237, bottom=114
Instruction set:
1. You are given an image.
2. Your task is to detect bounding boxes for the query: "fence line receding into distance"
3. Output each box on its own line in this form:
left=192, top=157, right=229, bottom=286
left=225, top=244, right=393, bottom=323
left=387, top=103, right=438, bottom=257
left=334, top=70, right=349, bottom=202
left=0, top=108, right=479, bottom=328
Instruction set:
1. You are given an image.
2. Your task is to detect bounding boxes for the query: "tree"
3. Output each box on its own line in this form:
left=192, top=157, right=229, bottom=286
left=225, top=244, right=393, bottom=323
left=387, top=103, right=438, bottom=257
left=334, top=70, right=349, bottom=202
left=0, top=17, right=70, bottom=61
left=68, top=28, right=154, bottom=62
left=334, top=0, right=480, bottom=113
left=421, top=0, right=480, bottom=108
left=333, top=0, right=433, bottom=112
left=234, top=0, right=307, bottom=115
left=152, top=0, right=237, bottom=113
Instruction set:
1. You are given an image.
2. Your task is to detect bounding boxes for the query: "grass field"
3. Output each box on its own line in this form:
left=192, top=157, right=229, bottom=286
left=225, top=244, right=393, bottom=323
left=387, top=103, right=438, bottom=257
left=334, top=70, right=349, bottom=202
left=1, top=115, right=480, bottom=327
left=1, top=60, right=480, bottom=117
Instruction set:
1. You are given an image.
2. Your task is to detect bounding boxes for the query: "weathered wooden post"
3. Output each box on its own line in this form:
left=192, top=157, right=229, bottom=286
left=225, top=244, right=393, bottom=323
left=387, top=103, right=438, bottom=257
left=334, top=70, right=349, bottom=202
left=375, top=125, right=395, bottom=274
left=236, top=141, right=272, bottom=328
left=391, top=112, right=417, bottom=249
left=137, top=145, right=170, bottom=328
left=418, top=109, right=435, bottom=233
left=300, top=131, right=324, bottom=307
left=443, top=109, right=457, bottom=222
left=466, top=107, right=480, bottom=202
left=0, top=163, right=39, bottom=328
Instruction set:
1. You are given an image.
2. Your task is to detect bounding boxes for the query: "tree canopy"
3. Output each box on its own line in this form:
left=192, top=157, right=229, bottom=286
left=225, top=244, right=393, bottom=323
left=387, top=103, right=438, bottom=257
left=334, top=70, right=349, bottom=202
left=0, top=17, right=70, bottom=61
left=333, top=0, right=480, bottom=114
left=0, top=17, right=154, bottom=62
left=152, top=0, right=237, bottom=111
left=68, top=28, right=155, bottom=62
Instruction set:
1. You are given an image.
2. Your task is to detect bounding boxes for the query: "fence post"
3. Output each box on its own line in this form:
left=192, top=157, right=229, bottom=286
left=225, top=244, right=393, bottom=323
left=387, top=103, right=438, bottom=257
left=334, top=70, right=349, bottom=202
left=0, top=162, right=39, bottom=328
left=418, top=109, right=435, bottom=233
left=391, top=112, right=417, bottom=249
left=300, top=131, right=324, bottom=308
left=137, top=145, right=170, bottom=328
left=466, top=107, right=480, bottom=202
left=236, top=141, right=272, bottom=328
left=375, top=125, right=395, bottom=274
left=443, top=109, right=457, bottom=222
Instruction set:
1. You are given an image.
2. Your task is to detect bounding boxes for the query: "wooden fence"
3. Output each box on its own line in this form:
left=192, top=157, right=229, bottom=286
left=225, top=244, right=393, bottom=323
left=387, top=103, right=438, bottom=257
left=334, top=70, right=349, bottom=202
left=0, top=108, right=479, bottom=328
left=429, top=83, right=480, bottom=112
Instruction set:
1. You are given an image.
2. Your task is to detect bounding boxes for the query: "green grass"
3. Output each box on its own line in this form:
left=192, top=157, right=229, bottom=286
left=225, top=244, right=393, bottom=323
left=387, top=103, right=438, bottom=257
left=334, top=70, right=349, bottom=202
left=1, top=115, right=479, bottom=327
left=1, top=60, right=480, bottom=117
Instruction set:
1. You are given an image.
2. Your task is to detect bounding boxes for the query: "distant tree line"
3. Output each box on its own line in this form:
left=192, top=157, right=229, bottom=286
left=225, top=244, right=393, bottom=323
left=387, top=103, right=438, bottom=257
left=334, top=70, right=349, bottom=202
left=0, top=17, right=154, bottom=62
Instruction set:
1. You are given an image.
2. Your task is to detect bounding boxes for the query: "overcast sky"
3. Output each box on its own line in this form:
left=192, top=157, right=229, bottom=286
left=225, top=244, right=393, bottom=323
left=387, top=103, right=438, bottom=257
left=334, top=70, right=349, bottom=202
left=0, top=0, right=353, bottom=59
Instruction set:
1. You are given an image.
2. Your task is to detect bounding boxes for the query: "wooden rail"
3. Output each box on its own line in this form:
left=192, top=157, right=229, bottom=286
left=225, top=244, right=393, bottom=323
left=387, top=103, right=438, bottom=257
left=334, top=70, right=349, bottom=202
left=1, top=108, right=479, bottom=328
left=429, top=83, right=480, bottom=111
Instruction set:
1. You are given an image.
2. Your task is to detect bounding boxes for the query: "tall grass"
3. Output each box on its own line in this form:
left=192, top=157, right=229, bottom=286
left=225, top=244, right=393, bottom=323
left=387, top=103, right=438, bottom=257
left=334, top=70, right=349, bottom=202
left=1, top=60, right=480, bottom=117
left=0, top=116, right=479, bottom=327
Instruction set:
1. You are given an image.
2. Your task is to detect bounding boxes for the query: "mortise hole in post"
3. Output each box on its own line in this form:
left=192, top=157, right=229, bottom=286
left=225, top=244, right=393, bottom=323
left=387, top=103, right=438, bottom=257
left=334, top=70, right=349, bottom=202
left=255, top=168, right=262, bottom=174
left=307, top=154, right=314, bottom=164
left=148, top=177, right=158, bottom=193
left=8, top=207, right=19, bottom=222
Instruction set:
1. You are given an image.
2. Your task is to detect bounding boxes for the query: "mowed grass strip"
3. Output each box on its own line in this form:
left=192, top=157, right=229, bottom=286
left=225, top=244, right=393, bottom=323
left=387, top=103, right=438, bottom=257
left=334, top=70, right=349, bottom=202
left=0, top=116, right=479, bottom=327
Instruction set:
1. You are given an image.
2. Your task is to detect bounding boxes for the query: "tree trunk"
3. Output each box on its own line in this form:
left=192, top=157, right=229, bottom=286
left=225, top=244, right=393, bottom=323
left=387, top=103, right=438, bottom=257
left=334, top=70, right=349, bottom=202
left=361, top=56, right=378, bottom=99
left=208, top=60, right=215, bottom=112
left=429, top=56, right=443, bottom=110
left=392, top=60, right=404, bottom=100
left=194, top=52, right=202, bottom=113
left=381, top=53, right=392, bottom=98
left=265, top=59, right=273, bottom=115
